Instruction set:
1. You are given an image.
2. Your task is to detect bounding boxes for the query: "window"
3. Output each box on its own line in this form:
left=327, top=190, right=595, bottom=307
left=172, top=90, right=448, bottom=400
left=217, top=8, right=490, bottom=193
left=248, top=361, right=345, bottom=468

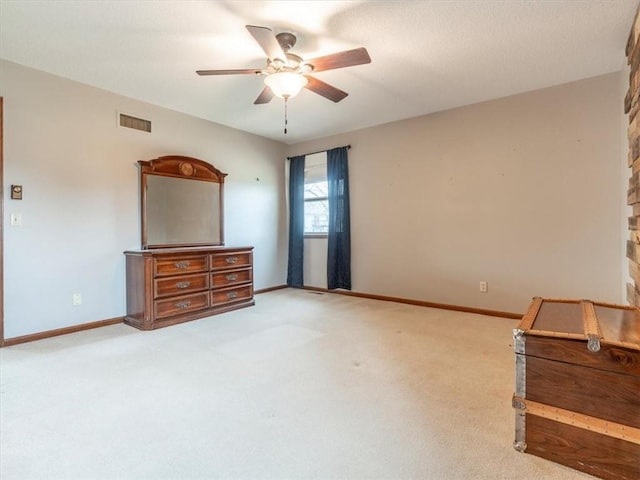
left=304, top=153, right=328, bottom=235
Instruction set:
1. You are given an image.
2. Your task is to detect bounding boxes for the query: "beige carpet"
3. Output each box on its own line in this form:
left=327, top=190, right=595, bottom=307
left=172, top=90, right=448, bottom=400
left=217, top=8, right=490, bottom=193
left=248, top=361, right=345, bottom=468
left=1, top=289, right=596, bottom=479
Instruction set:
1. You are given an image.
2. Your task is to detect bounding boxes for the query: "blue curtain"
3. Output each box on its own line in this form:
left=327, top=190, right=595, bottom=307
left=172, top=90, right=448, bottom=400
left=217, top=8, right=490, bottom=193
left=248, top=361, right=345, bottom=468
left=327, top=147, right=351, bottom=290
left=287, top=155, right=305, bottom=287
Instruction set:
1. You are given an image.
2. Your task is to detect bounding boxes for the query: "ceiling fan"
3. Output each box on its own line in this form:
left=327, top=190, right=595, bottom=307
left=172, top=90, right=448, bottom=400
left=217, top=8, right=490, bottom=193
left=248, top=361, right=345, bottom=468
left=196, top=25, right=371, bottom=105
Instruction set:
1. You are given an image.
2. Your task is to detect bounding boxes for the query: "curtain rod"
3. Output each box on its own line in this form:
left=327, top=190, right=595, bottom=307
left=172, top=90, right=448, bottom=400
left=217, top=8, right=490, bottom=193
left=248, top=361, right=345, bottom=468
left=287, top=145, right=351, bottom=160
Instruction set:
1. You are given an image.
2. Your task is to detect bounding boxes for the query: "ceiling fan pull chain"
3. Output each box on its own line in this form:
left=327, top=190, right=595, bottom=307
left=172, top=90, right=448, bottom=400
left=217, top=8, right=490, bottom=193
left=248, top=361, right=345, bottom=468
left=284, top=96, right=288, bottom=134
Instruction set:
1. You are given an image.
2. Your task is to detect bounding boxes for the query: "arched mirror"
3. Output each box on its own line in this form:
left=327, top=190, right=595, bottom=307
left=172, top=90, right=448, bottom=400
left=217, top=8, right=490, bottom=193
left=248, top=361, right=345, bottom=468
left=140, top=155, right=226, bottom=249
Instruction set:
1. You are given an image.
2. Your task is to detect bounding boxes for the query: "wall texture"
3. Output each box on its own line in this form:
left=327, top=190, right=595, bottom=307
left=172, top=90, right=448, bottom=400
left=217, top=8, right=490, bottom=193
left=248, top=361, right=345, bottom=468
left=1, top=60, right=288, bottom=338
left=290, top=73, right=624, bottom=314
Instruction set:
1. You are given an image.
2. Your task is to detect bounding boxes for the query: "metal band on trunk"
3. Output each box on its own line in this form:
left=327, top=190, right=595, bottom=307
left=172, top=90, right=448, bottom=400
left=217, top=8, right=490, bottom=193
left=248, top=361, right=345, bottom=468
left=581, top=300, right=602, bottom=352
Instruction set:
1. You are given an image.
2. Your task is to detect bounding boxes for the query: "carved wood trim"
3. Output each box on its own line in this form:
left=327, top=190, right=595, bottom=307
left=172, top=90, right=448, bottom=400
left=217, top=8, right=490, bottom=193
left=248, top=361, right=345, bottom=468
left=139, top=155, right=227, bottom=182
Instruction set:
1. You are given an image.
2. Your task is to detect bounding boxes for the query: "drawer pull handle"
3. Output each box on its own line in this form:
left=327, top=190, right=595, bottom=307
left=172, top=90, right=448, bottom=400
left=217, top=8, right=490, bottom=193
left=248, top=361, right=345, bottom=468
left=226, top=291, right=239, bottom=299
left=175, top=261, right=190, bottom=269
left=225, top=257, right=238, bottom=264
left=175, top=300, right=191, bottom=309
left=226, top=274, right=238, bottom=281
left=176, top=281, right=191, bottom=289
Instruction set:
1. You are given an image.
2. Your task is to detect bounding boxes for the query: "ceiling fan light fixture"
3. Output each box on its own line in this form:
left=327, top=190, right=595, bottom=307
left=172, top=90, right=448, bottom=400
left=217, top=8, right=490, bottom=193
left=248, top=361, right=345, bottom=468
left=264, top=72, right=308, bottom=99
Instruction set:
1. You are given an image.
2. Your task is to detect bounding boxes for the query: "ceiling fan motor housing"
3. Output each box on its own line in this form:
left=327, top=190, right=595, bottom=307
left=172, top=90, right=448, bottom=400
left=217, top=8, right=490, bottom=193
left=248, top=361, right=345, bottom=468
left=276, top=32, right=297, bottom=52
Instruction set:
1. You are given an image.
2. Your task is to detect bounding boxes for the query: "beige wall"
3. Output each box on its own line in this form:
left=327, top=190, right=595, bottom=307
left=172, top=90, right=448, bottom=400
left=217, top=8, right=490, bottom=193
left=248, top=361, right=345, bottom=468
left=290, top=73, right=624, bottom=314
left=1, top=60, right=288, bottom=338
left=1, top=59, right=626, bottom=336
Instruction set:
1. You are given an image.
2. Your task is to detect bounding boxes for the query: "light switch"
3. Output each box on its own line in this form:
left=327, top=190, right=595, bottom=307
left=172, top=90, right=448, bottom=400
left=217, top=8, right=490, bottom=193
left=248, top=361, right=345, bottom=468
left=10, top=213, right=22, bottom=226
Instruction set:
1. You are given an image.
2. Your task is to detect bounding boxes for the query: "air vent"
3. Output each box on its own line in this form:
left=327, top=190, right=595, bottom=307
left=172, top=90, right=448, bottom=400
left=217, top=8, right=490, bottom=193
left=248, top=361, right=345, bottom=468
left=119, top=113, right=151, bottom=133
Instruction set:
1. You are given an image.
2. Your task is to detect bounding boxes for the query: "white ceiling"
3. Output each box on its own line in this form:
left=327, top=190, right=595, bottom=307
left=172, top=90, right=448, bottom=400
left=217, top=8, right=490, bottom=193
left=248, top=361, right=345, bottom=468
left=0, top=0, right=638, bottom=144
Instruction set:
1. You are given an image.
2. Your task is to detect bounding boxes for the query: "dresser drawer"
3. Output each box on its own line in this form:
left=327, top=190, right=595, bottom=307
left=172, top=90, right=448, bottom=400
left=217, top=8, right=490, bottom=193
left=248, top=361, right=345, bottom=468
left=211, top=285, right=253, bottom=306
left=154, top=291, right=209, bottom=319
left=210, top=251, right=252, bottom=270
left=154, top=255, right=208, bottom=277
left=211, top=267, right=252, bottom=288
left=154, top=272, right=209, bottom=298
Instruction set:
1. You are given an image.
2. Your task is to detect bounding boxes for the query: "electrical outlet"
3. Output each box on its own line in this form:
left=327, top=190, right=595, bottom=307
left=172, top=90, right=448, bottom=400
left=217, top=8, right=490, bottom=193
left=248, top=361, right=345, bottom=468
left=480, top=281, right=488, bottom=293
left=72, top=293, right=82, bottom=306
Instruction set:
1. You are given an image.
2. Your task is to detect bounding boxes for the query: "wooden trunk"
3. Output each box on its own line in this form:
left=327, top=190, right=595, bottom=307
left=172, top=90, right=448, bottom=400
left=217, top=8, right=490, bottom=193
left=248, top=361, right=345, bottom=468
left=513, top=297, right=640, bottom=480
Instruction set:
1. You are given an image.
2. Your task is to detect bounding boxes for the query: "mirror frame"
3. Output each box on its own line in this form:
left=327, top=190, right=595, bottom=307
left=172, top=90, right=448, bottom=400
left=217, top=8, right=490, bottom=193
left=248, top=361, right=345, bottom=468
left=139, top=155, right=227, bottom=249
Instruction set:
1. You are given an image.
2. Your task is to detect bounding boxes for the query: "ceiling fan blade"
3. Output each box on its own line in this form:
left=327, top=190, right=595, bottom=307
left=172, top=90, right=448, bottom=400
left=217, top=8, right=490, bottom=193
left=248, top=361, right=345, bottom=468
left=246, top=25, right=287, bottom=62
left=254, top=86, right=274, bottom=104
left=305, top=47, right=371, bottom=73
left=196, top=69, right=262, bottom=76
left=305, top=76, right=348, bottom=103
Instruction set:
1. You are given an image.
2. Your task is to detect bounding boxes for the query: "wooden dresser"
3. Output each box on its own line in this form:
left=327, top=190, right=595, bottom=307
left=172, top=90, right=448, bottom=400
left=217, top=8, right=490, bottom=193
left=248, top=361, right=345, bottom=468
left=124, top=246, right=254, bottom=330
